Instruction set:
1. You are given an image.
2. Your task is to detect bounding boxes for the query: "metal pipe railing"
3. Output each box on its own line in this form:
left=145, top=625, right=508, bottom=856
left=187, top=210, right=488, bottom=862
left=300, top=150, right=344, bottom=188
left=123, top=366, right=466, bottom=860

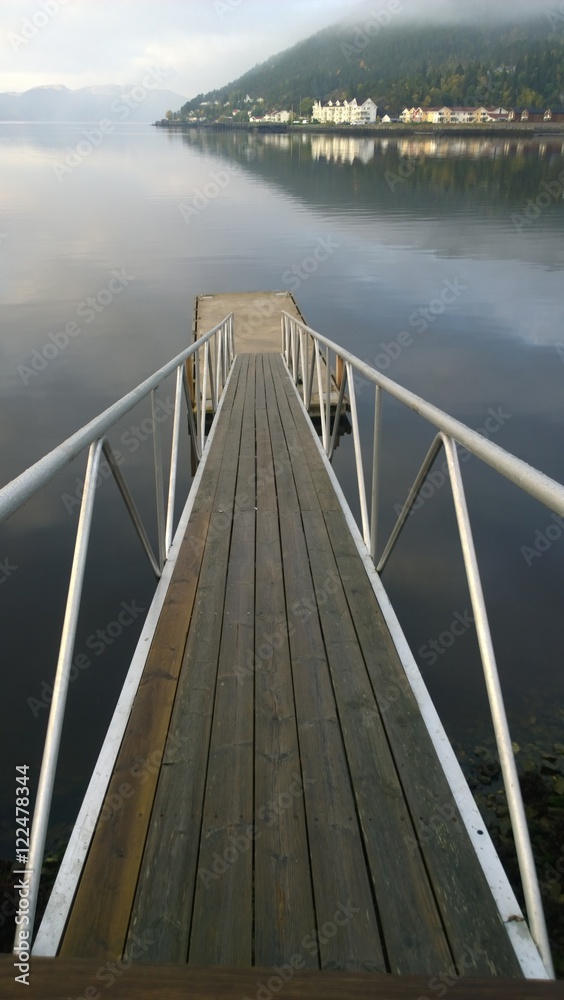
left=281, top=310, right=557, bottom=977
left=12, top=438, right=105, bottom=955
left=281, top=312, right=564, bottom=521
left=0, top=317, right=233, bottom=528
left=5, top=315, right=234, bottom=950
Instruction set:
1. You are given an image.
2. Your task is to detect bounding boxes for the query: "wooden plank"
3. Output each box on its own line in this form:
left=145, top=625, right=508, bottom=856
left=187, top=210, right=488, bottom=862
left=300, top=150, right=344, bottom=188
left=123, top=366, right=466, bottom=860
left=188, top=359, right=257, bottom=966
left=263, top=355, right=300, bottom=514
left=277, top=521, right=385, bottom=970
left=190, top=357, right=246, bottom=516
left=254, top=354, right=317, bottom=967
left=299, top=509, right=453, bottom=974
left=267, top=356, right=319, bottom=512
left=126, top=358, right=251, bottom=963
left=234, top=354, right=257, bottom=512
left=59, top=511, right=211, bottom=959
left=255, top=356, right=277, bottom=513
left=2, top=958, right=558, bottom=1000
left=270, top=355, right=341, bottom=512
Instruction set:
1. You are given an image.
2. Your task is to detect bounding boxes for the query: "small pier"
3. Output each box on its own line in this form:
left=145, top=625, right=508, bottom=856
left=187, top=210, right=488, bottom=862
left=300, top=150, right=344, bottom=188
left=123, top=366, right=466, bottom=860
left=193, top=292, right=345, bottom=421
left=2, top=296, right=558, bottom=996
left=51, top=352, right=525, bottom=976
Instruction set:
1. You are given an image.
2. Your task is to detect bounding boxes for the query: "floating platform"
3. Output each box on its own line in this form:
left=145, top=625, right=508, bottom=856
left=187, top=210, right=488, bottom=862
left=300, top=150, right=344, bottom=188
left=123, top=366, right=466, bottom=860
left=193, top=292, right=345, bottom=421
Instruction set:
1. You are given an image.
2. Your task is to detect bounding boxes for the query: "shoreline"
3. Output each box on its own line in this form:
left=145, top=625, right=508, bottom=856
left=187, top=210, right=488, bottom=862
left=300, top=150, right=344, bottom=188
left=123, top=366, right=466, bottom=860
left=154, top=120, right=564, bottom=139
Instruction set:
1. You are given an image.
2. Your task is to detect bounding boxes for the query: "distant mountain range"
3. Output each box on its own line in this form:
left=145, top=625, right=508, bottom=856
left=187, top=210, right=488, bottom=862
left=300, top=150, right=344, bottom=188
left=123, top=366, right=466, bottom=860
left=179, top=11, right=564, bottom=119
left=0, top=85, right=186, bottom=123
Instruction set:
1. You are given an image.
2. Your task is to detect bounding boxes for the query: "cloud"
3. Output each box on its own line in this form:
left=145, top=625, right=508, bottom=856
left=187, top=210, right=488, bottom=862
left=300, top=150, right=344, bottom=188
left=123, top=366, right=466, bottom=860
left=0, top=0, right=552, bottom=100
left=0, top=0, right=366, bottom=97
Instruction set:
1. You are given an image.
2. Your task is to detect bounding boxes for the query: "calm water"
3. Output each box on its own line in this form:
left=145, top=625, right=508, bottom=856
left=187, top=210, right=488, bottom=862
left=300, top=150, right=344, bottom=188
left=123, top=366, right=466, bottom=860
left=1, top=123, right=564, bottom=860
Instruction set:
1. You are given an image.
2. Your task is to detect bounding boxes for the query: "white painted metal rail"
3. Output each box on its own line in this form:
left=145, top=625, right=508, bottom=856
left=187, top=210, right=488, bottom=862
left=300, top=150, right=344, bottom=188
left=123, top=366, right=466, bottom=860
left=1, top=314, right=234, bottom=952
left=282, top=310, right=559, bottom=978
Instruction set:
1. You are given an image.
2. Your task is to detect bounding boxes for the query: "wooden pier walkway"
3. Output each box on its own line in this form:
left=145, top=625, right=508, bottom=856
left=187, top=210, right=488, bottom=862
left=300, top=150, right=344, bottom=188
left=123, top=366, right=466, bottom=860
left=52, top=352, right=526, bottom=979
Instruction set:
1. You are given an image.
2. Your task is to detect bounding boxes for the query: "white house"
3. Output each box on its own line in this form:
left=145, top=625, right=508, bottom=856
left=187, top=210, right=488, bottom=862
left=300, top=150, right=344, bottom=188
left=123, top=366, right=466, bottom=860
left=254, top=110, right=292, bottom=123
left=399, top=107, right=425, bottom=123
left=272, top=110, right=291, bottom=123
left=312, top=98, right=378, bottom=125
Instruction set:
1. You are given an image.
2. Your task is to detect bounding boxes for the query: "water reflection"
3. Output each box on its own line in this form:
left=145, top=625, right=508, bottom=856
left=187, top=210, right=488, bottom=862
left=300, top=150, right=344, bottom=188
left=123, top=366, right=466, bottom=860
left=0, top=124, right=563, bottom=879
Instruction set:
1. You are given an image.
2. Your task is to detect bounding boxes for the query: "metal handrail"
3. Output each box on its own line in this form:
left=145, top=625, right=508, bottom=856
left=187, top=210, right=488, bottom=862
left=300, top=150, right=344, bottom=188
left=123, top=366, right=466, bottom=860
left=3, top=314, right=235, bottom=950
left=282, top=310, right=557, bottom=977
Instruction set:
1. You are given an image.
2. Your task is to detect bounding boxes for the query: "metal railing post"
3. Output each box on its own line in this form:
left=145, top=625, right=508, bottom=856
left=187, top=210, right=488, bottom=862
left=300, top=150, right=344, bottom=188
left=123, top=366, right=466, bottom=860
left=314, top=341, right=326, bottom=449
left=370, top=385, right=382, bottom=562
left=165, top=366, right=184, bottom=556
left=442, top=436, right=555, bottom=977
left=151, top=388, right=166, bottom=570
left=346, top=362, right=370, bottom=547
left=194, top=349, right=202, bottom=457
left=13, top=438, right=105, bottom=952
left=325, top=346, right=331, bottom=455
left=328, top=364, right=347, bottom=463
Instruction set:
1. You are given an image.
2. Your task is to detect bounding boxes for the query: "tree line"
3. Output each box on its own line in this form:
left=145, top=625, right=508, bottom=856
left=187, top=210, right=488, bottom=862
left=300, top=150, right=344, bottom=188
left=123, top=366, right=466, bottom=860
left=178, top=19, right=564, bottom=120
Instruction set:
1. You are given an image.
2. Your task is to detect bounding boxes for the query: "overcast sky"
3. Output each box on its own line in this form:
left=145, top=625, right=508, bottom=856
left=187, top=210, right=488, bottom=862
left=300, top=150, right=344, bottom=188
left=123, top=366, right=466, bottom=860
left=0, top=0, right=551, bottom=100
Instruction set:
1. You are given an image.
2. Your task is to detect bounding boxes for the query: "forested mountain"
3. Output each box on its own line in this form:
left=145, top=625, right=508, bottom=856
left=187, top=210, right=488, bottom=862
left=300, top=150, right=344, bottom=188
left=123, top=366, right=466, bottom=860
left=179, top=14, right=564, bottom=119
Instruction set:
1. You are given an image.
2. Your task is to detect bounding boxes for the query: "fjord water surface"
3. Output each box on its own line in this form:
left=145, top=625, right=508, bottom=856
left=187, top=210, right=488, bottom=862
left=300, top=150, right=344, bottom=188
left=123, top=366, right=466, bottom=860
left=1, top=123, right=563, bottom=864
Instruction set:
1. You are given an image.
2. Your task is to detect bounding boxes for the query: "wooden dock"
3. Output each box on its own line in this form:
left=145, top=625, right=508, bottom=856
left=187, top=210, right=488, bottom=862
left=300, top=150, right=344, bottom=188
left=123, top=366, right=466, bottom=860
left=46, top=352, right=529, bottom=980
left=193, top=292, right=345, bottom=420
left=194, top=291, right=305, bottom=355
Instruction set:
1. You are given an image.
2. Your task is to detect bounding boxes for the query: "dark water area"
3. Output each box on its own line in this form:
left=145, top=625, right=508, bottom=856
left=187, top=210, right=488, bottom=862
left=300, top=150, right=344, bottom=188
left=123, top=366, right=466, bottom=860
left=0, top=125, right=563, bottom=927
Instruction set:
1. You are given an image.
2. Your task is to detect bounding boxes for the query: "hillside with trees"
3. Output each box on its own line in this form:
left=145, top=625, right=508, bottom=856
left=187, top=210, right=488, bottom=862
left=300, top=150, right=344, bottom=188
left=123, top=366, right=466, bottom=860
left=177, top=15, right=564, bottom=121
